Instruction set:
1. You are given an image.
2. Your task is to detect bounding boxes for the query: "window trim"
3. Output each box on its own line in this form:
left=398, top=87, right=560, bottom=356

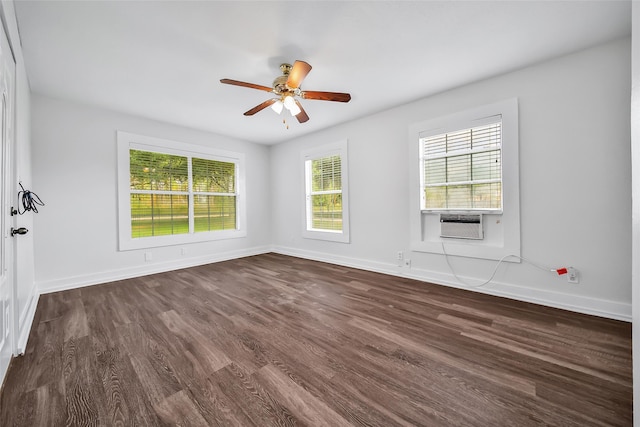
left=409, top=99, right=520, bottom=261
left=301, top=140, right=350, bottom=243
left=117, top=131, right=246, bottom=251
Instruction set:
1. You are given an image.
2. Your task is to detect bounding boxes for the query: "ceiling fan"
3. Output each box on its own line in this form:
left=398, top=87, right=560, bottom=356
left=220, top=60, right=351, bottom=123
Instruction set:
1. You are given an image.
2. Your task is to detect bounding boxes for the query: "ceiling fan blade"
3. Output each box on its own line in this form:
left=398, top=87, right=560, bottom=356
left=294, top=100, right=309, bottom=123
left=220, top=78, right=273, bottom=93
left=302, top=91, right=351, bottom=102
left=286, top=60, right=312, bottom=89
left=244, top=99, right=276, bottom=116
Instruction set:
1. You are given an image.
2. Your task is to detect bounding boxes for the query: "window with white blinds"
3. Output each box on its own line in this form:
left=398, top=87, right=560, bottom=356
left=191, top=158, right=237, bottom=233
left=117, top=132, right=246, bottom=250
left=129, top=150, right=190, bottom=238
left=306, top=155, right=342, bottom=232
left=302, top=140, right=350, bottom=243
left=420, top=119, right=502, bottom=211
left=409, top=98, right=520, bottom=260
left=129, top=150, right=237, bottom=238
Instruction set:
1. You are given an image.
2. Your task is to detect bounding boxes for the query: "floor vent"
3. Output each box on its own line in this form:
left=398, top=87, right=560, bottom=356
left=440, top=214, right=483, bottom=240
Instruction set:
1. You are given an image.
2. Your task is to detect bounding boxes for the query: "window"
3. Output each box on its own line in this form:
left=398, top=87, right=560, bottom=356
left=307, top=155, right=342, bottom=231
left=421, top=120, right=502, bottom=212
left=130, top=149, right=190, bottom=238
left=302, top=140, right=350, bottom=243
left=118, top=132, right=246, bottom=250
left=409, top=98, right=520, bottom=261
left=191, top=158, right=237, bottom=233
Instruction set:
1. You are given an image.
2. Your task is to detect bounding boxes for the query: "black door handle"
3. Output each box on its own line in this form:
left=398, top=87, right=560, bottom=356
left=11, top=227, right=28, bottom=236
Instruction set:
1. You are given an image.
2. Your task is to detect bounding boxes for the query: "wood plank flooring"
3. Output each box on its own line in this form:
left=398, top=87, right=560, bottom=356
left=0, top=253, right=632, bottom=426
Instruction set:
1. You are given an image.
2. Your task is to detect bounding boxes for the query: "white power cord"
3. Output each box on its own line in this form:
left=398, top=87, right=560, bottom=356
left=441, top=242, right=557, bottom=288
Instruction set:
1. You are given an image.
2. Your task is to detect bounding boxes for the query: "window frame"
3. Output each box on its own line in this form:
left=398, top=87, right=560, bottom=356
left=301, top=140, right=350, bottom=243
left=117, top=131, right=246, bottom=251
left=409, top=99, right=520, bottom=261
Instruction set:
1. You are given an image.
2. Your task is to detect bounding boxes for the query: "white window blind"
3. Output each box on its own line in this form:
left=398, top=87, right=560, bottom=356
left=192, top=158, right=237, bottom=233
left=130, top=150, right=189, bottom=238
left=420, top=120, right=502, bottom=211
left=306, top=154, right=342, bottom=232
left=129, top=149, right=238, bottom=238
left=301, top=140, right=350, bottom=243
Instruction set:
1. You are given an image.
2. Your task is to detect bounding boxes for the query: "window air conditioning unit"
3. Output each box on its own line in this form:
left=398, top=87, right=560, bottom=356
left=440, top=214, right=483, bottom=240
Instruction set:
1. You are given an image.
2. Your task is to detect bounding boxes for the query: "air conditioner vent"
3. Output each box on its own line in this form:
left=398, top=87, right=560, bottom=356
left=440, top=214, right=483, bottom=240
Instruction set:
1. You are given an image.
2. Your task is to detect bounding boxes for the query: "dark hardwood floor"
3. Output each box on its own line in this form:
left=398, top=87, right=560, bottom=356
left=0, top=253, right=632, bottom=426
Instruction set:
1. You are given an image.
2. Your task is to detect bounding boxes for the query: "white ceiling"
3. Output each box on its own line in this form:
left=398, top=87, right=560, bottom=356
left=14, top=1, right=631, bottom=145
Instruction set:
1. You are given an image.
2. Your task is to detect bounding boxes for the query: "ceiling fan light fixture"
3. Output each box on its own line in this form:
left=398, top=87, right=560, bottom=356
left=283, top=95, right=296, bottom=110
left=271, top=100, right=284, bottom=114
left=288, top=102, right=301, bottom=116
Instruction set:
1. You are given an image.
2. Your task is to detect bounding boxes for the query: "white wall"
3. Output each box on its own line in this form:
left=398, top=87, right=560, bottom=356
left=630, top=2, right=639, bottom=425
left=271, top=37, right=632, bottom=320
left=31, top=95, right=271, bottom=292
left=28, top=38, right=632, bottom=321
left=0, top=0, right=36, bottom=353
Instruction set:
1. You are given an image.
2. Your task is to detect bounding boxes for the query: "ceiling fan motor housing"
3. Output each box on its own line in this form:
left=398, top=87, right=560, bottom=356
left=273, top=64, right=297, bottom=96
left=272, top=75, right=289, bottom=95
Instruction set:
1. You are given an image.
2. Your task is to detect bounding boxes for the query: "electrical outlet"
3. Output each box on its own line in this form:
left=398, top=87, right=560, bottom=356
left=396, top=251, right=404, bottom=267
left=144, top=252, right=153, bottom=262
left=568, top=267, right=579, bottom=284
left=403, top=259, right=411, bottom=268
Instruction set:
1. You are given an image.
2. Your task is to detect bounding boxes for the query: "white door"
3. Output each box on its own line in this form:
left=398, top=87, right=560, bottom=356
left=0, top=20, right=16, bottom=379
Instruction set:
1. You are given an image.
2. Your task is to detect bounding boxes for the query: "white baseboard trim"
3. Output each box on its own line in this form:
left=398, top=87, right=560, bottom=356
left=271, top=245, right=631, bottom=322
left=16, top=289, right=39, bottom=355
left=37, top=246, right=272, bottom=295
left=34, top=245, right=631, bottom=322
